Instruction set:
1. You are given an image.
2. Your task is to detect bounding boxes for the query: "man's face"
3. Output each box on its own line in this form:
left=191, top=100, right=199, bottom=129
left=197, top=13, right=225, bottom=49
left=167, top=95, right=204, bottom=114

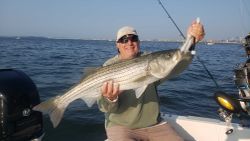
left=116, top=34, right=140, bottom=60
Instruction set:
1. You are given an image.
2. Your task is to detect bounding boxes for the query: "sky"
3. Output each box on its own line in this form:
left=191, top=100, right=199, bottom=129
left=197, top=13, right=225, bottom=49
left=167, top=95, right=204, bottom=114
left=0, top=0, right=249, bottom=41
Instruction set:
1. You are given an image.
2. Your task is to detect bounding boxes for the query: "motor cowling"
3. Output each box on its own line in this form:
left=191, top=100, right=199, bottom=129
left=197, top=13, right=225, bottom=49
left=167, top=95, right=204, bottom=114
left=0, top=69, right=44, bottom=141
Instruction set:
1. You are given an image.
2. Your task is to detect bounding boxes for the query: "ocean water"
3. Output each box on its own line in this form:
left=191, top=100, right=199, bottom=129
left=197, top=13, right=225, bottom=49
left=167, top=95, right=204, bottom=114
left=0, top=37, right=246, bottom=141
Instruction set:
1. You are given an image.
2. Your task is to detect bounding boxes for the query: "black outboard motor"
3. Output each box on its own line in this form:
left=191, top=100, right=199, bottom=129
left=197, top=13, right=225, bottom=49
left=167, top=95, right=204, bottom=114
left=0, top=69, right=44, bottom=141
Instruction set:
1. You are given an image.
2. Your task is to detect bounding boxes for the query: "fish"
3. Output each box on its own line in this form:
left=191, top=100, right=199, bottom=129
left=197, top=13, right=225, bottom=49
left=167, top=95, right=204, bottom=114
left=33, top=34, right=196, bottom=128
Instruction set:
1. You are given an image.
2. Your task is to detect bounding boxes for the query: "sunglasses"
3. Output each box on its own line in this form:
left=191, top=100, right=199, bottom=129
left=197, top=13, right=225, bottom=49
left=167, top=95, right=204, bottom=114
left=118, top=35, right=139, bottom=44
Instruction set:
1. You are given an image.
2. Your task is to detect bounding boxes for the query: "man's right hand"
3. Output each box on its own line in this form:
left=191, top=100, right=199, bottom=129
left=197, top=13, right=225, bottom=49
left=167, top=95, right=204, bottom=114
left=187, top=19, right=205, bottom=43
left=101, top=80, right=121, bottom=101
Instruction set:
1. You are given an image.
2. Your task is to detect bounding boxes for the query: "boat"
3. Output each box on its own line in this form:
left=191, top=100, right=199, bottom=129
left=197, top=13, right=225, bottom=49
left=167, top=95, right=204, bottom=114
left=207, top=42, right=215, bottom=45
left=163, top=114, right=250, bottom=141
left=206, top=40, right=215, bottom=45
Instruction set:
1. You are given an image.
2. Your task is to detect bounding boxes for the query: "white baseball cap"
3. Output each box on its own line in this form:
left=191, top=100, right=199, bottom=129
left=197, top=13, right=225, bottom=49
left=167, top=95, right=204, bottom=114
left=116, top=26, right=138, bottom=42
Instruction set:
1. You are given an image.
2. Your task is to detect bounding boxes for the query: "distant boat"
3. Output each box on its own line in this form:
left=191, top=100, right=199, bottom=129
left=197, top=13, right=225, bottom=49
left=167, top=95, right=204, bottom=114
left=16, top=37, right=21, bottom=40
left=207, top=42, right=215, bottom=45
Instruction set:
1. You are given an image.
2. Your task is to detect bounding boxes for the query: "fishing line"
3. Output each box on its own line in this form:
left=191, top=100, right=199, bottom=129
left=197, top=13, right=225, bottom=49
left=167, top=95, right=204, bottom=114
left=157, top=0, right=185, bottom=39
left=157, top=0, right=220, bottom=89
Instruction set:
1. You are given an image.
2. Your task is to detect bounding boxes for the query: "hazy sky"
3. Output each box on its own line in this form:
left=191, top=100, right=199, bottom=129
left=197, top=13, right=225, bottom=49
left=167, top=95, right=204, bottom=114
left=0, top=0, right=249, bottom=40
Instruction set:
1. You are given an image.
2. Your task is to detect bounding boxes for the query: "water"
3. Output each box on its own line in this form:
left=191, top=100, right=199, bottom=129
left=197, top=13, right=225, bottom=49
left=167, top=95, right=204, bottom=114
left=0, top=37, right=246, bottom=140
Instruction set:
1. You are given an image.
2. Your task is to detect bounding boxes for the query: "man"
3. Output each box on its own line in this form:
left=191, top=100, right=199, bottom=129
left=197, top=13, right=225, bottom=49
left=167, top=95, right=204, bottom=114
left=97, top=21, right=205, bottom=141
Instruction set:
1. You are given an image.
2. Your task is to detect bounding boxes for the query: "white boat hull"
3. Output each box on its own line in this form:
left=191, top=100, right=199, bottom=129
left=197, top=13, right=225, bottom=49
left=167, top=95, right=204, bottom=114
left=162, top=114, right=250, bottom=141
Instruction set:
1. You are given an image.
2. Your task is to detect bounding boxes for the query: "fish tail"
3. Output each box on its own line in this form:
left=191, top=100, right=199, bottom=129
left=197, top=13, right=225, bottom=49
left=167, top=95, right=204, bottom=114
left=33, top=96, right=66, bottom=128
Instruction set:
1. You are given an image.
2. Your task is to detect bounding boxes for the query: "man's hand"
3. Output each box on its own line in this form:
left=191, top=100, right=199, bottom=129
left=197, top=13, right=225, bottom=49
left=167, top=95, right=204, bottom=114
left=187, top=19, right=205, bottom=43
left=101, top=80, right=121, bottom=101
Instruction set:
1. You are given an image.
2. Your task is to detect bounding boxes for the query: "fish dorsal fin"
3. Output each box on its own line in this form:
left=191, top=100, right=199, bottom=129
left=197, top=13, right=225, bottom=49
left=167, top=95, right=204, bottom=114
left=80, top=67, right=100, bottom=82
left=134, top=85, right=148, bottom=98
left=80, top=96, right=97, bottom=107
left=83, top=67, right=99, bottom=76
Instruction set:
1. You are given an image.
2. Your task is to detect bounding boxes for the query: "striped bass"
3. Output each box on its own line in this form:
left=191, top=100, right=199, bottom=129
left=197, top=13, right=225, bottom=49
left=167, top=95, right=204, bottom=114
left=33, top=35, right=196, bottom=128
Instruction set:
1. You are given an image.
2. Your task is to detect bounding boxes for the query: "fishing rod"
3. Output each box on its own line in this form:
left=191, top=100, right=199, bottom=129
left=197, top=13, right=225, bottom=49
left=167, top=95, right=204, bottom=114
left=157, top=0, right=220, bottom=89
left=157, top=0, right=186, bottom=39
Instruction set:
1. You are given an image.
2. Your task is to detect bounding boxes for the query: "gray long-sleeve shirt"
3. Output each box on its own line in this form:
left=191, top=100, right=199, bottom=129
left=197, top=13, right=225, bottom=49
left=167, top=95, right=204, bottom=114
left=97, top=53, right=162, bottom=129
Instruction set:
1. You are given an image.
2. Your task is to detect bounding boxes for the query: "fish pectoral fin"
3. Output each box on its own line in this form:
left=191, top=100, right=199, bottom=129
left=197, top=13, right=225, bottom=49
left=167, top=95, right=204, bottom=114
left=133, top=75, right=150, bottom=83
left=150, top=72, right=166, bottom=79
left=80, top=96, right=96, bottom=107
left=134, top=85, right=148, bottom=98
